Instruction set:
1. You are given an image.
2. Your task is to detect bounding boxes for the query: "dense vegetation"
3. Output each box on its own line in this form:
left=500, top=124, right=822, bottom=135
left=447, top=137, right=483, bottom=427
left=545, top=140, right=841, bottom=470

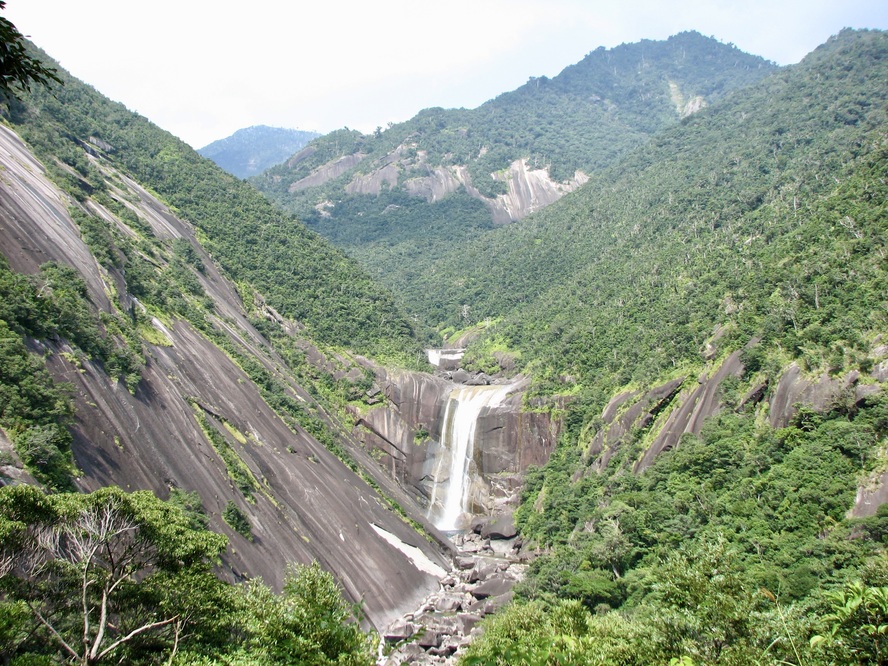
left=251, top=32, right=776, bottom=312
left=456, top=402, right=887, bottom=665
left=197, top=125, right=320, bottom=179
left=2, top=14, right=888, bottom=664
left=0, top=485, right=375, bottom=665
left=452, top=28, right=888, bottom=665
left=408, top=29, right=888, bottom=408
left=0, top=0, right=59, bottom=100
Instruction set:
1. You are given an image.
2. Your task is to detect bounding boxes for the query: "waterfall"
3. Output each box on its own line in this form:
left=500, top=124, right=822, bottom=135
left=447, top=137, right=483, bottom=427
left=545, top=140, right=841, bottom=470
left=427, top=383, right=512, bottom=531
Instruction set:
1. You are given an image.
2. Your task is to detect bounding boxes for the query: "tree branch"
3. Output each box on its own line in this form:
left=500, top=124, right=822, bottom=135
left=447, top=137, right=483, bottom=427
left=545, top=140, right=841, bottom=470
left=28, top=602, right=81, bottom=662
left=95, top=615, right=180, bottom=663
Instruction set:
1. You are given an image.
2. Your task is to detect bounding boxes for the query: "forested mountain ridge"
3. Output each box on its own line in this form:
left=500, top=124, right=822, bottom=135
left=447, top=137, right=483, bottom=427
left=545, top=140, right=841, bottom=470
left=198, top=125, right=320, bottom=179
left=249, top=32, right=776, bottom=315
left=454, top=28, right=888, bottom=664
left=3, top=47, right=423, bottom=364
left=420, top=28, right=888, bottom=406
left=1, top=20, right=887, bottom=665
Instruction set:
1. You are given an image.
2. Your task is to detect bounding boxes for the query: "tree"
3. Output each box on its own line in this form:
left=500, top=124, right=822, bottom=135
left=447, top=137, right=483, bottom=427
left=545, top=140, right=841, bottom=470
left=0, top=485, right=227, bottom=665
left=811, top=581, right=888, bottom=665
left=0, top=1, right=60, bottom=100
left=649, top=535, right=762, bottom=664
left=226, top=562, right=375, bottom=666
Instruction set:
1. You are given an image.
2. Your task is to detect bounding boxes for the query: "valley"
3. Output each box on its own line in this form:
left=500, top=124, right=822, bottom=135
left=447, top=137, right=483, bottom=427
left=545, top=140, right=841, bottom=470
left=0, top=20, right=886, bottom=666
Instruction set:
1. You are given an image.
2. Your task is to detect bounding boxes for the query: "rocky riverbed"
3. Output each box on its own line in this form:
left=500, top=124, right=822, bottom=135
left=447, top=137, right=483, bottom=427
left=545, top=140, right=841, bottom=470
left=379, top=516, right=529, bottom=665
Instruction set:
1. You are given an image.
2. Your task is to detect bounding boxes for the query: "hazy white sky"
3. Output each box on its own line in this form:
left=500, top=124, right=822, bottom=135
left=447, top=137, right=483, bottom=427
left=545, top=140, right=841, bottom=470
left=6, top=0, right=888, bottom=148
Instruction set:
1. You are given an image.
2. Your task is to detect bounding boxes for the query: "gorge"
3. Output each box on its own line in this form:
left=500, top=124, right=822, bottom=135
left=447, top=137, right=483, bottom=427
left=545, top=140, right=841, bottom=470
left=1, top=24, right=887, bottom=666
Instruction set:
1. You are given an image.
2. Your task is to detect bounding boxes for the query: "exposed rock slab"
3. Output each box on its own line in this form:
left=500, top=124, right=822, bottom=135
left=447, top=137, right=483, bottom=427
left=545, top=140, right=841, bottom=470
left=0, top=125, right=449, bottom=630
left=352, top=371, right=560, bottom=525
left=635, top=350, right=744, bottom=471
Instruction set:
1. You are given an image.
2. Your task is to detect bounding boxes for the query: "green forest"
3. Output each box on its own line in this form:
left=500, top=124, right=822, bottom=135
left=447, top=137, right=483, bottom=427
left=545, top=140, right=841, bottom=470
left=0, top=11, right=887, bottom=666
left=453, top=29, right=888, bottom=666
left=0, top=485, right=375, bottom=665
left=3, top=47, right=422, bottom=365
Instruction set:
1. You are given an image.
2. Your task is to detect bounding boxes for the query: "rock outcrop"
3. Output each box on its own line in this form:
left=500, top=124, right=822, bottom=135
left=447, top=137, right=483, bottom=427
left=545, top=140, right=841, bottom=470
left=352, top=371, right=560, bottom=526
left=583, top=338, right=888, bottom=518
left=485, top=159, right=589, bottom=225
left=288, top=153, right=365, bottom=192
left=296, top=140, right=589, bottom=227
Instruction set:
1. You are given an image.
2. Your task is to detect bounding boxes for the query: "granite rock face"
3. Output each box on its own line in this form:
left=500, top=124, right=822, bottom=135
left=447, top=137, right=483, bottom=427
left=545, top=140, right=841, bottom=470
left=580, top=337, right=888, bottom=517
left=0, top=125, right=450, bottom=630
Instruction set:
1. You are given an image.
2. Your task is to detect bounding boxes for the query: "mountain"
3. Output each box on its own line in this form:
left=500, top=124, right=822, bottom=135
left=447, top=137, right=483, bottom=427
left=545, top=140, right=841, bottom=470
left=446, top=29, right=888, bottom=664
left=411, top=29, right=888, bottom=401
left=250, top=32, right=777, bottom=314
left=2, top=25, right=888, bottom=665
left=198, top=125, right=320, bottom=179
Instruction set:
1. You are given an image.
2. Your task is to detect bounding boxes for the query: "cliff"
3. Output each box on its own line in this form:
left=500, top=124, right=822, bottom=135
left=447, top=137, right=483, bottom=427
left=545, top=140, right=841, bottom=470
left=580, top=339, right=887, bottom=518
left=353, top=370, right=560, bottom=523
left=0, top=123, right=449, bottom=629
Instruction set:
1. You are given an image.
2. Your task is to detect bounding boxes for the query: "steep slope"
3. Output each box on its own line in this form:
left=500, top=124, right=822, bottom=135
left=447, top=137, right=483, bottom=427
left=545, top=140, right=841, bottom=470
left=5, top=49, right=422, bottom=363
left=198, top=125, right=320, bottom=179
left=451, top=30, right=888, bottom=664
left=251, top=32, right=776, bottom=314
left=0, top=55, right=452, bottom=628
left=414, top=28, right=888, bottom=394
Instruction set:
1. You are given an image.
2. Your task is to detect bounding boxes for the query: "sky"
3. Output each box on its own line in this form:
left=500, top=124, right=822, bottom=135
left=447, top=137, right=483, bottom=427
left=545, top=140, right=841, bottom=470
left=6, top=0, right=888, bottom=149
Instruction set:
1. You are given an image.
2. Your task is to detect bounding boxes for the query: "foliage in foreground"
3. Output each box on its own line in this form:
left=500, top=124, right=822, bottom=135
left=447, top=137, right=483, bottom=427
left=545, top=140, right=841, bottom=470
left=0, top=1, right=60, bottom=101
left=462, top=540, right=887, bottom=665
left=0, top=485, right=375, bottom=666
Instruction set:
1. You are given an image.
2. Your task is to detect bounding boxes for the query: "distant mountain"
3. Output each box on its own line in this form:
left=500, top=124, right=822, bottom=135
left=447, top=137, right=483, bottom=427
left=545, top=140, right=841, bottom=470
left=417, top=24, right=888, bottom=382
left=198, top=125, right=320, bottom=178
left=251, top=32, right=777, bottom=312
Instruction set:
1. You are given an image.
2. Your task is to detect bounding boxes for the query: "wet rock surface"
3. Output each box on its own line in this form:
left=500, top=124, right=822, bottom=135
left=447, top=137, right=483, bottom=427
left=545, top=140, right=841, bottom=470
left=379, top=528, right=529, bottom=665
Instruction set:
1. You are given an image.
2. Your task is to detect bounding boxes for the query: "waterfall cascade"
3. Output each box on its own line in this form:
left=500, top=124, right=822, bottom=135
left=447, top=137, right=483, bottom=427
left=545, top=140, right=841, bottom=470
left=426, top=348, right=465, bottom=368
left=427, top=383, right=513, bottom=530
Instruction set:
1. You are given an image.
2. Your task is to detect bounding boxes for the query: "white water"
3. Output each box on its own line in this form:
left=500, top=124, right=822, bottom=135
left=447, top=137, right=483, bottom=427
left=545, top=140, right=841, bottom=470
left=426, top=348, right=466, bottom=367
left=428, top=384, right=513, bottom=530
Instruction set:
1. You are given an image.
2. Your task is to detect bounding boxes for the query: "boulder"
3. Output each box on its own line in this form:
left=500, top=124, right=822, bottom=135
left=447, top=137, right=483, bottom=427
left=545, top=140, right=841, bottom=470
left=470, top=574, right=514, bottom=599
left=470, top=517, right=487, bottom=534
left=468, top=590, right=515, bottom=615
left=468, top=559, right=499, bottom=583
left=439, top=574, right=459, bottom=587
left=429, top=638, right=460, bottom=657
left=455, top=556, right=476, bottom=570
left=416, top=629, right=442, bottom=649
left=383, top=643, right=425, bottom=665
left=434, top=595, right=463, bottom=612
left=459, top=613, right=483, bottom=634
left=452, top=369, right=470, bottom=384
left=482, top=514, right=518, bottom=539
left=383, top=618, right=415, bottom=643
left=489, top=537, right=518, bottom=557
